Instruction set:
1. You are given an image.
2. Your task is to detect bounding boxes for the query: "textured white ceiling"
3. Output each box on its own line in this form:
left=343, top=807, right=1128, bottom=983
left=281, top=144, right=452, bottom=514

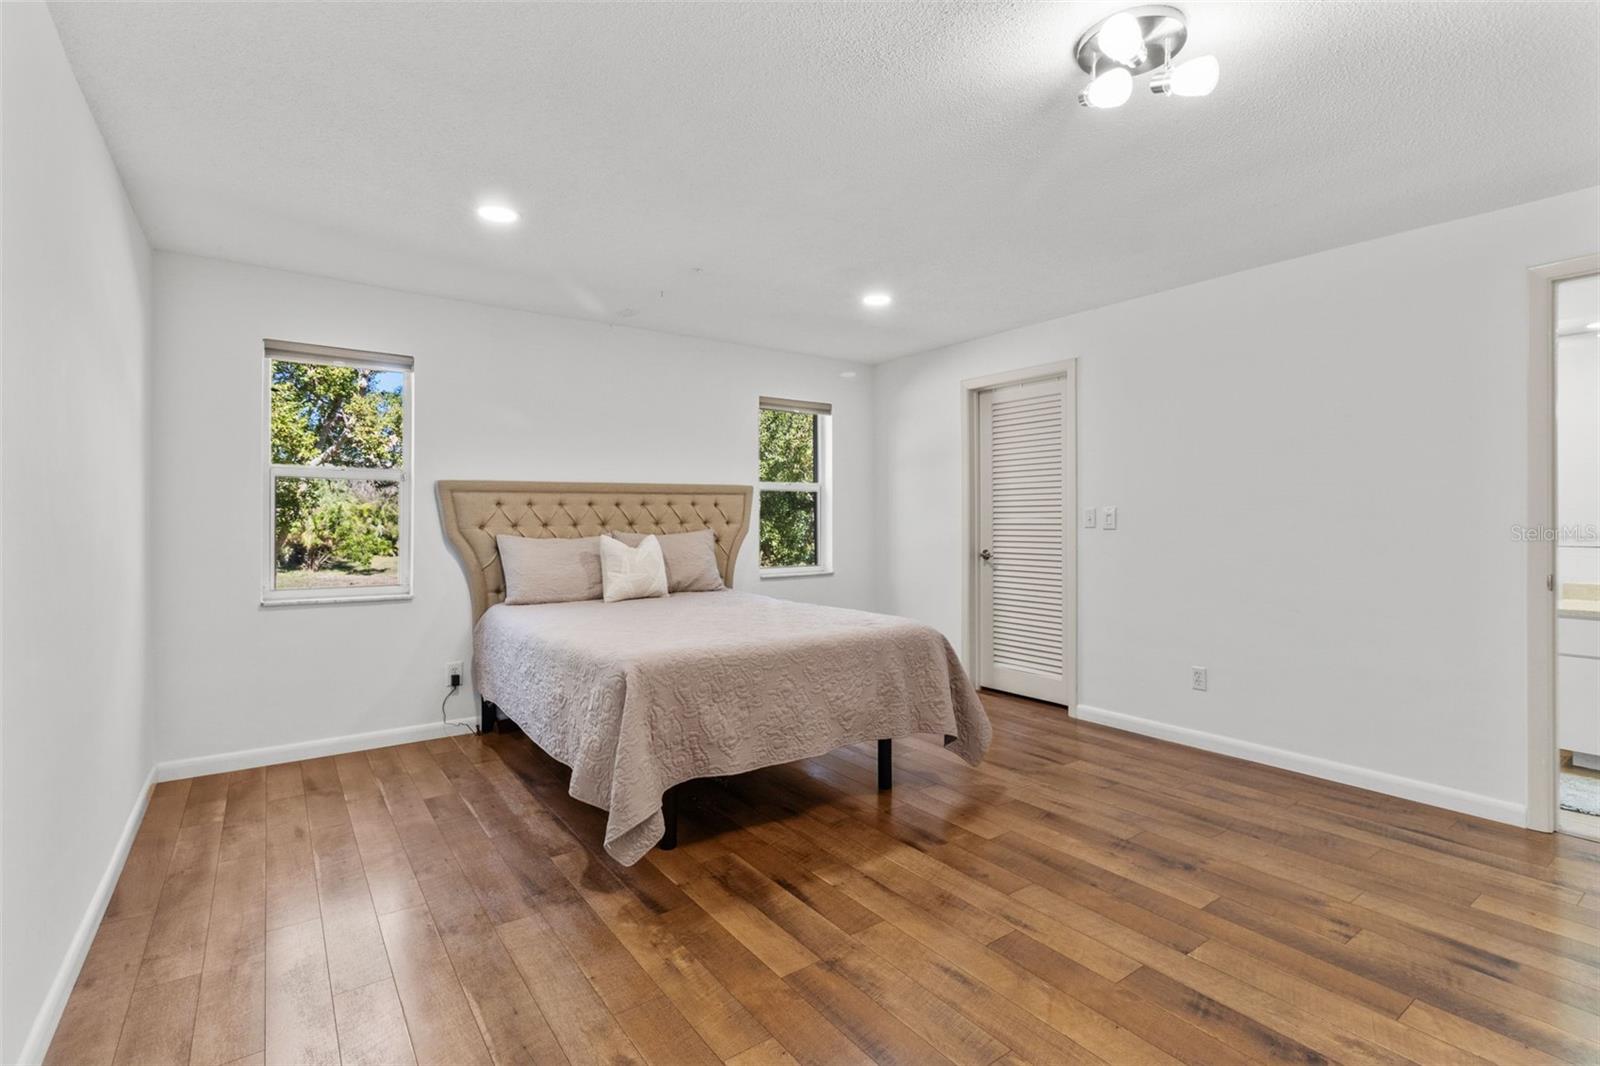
left=50, top=1, right=1600, bottom=361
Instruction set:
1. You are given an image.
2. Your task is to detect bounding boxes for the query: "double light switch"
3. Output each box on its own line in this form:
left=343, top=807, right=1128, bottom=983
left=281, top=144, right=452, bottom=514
left=1084, top=506, right=1118, bottom=530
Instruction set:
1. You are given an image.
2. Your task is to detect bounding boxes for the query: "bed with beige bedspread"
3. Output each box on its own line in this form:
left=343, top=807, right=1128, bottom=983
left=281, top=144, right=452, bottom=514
left=475, top=590, right=990, bottom=864
left=438, top=480, right=991, bottom=865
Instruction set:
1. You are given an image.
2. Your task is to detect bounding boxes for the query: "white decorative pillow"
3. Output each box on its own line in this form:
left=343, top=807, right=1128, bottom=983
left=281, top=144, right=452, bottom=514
left=607, top=529, right=724, bottom=592
left=599, top=534, right=669, bottom=602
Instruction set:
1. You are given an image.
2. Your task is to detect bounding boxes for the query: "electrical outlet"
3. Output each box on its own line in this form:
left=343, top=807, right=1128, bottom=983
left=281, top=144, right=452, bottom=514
left=1191, top=667, right=1207, bottom=692
left=1102, top=506, right=1118, bottom=530
left=1082, top=506, right=1096, bottom=529
left=447, top=661, right=464, bottom=688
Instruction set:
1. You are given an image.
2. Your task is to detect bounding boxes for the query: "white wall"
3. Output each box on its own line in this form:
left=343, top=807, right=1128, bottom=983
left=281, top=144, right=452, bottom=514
left=150, top=253, right=873, bottom=768
left=874, top=188, right=1599, bottom=823
left=0, top=4, right=154, bottom=1061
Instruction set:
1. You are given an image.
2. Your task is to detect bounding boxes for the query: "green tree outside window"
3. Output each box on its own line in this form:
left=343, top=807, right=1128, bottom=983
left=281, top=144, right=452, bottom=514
left=758, top=407, right=822, bottom=568
left=270, top=361, right=404, bottom=587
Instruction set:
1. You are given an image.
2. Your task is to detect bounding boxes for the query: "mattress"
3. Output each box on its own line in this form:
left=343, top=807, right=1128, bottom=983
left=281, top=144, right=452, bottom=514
left=474, top=589, right=991, bottom=864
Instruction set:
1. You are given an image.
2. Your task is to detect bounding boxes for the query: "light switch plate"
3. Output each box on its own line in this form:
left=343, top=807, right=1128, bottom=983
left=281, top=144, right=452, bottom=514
left=1083, top=507, right=1096, bottom=529
left=1102, top=506, right=1118, bottom=530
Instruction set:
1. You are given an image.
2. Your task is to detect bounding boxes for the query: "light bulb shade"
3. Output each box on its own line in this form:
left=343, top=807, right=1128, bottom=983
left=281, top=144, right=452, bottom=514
left=1079, top=66, right=1133, bottom=109
left=1153, top=55, right=1219, bottom=97
left=1075, top=6, right=1188, bottom=78
left=1095, top=13, right=1147, bottom=67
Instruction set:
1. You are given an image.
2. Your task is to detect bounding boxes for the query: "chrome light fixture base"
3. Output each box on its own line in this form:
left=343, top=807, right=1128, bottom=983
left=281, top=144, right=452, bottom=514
left=1074, top=4, right=1188, bottom=78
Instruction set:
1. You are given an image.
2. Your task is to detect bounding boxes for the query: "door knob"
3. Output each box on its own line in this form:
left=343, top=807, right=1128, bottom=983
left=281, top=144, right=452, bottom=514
left=979, top=549, right=993, bottom=561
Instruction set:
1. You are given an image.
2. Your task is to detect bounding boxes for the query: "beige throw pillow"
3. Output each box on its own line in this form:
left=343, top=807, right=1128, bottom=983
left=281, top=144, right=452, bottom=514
left=608, top=529, right=724, bottom=592
left=496, top=534, right=603, bottom=604
left=599, top=534, right=669, bottom=602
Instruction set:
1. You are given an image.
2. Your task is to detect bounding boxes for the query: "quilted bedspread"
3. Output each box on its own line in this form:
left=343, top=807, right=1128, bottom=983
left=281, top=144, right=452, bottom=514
left=473, top=590, right=991, bottom=864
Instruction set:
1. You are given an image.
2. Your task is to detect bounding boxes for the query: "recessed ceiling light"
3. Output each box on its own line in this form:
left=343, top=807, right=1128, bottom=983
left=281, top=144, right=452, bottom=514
left=861, top=291, right=893, bottom=308
left=840, top=371, right=858, bottom=379
left=475, top=204, right=519, bottom=224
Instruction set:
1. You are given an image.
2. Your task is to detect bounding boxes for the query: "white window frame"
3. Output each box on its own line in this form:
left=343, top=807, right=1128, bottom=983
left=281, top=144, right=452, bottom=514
left=757, top=396, right=833, bottom=578
left=261, top=340, right=414, bottom=606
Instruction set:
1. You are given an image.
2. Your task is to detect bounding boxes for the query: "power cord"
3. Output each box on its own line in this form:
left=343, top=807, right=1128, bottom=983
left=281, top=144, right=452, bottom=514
left=441, top=666, right=480, bottom=735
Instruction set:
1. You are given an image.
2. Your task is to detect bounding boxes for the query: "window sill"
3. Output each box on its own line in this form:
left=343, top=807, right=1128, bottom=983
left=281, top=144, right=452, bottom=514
left=759, top=566, right=834, bottom=580
left=261, top=591, right=413, bottom=608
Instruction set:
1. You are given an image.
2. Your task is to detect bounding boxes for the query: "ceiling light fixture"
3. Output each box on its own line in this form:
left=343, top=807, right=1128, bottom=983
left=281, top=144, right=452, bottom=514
left=861, top=291, right=893, bottom=308
left=1587, top=321, right=1600, bottom=331
left=475, top=203, right=519, bottom=224
left=1075, top=5, right=1218, bottom=108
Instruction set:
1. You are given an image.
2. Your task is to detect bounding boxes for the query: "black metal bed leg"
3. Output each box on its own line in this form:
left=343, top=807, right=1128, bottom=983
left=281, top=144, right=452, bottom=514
left=660, top=787, right=679, bottom=850
left=480, top=698, right=497, bottom=736
left=879, top=738, right=892, bottom=791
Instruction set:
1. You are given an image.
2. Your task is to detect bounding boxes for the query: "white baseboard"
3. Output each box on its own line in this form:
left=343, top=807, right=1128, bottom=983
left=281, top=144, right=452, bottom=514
left=1074, top=704, right=1525, bottom=827
left=156, top=717, right=479, bottom=782
left=18, top=765, right=158, bottom=1066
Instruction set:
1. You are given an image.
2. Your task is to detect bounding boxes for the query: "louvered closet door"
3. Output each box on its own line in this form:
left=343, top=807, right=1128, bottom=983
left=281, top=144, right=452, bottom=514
left=977, top=374, right=1074, bottom=704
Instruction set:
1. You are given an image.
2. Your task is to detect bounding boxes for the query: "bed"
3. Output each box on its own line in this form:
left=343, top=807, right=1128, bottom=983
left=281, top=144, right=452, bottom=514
left=437, top=480, right=991, bottom=865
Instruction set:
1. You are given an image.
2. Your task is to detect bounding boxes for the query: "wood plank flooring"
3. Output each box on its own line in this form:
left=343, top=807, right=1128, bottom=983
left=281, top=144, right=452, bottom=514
left=47, top=692, right=1600, bottom=1064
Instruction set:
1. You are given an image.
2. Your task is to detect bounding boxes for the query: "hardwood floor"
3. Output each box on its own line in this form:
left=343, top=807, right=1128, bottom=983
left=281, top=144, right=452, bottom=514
left=47, top=691, right=1600, bottom=1065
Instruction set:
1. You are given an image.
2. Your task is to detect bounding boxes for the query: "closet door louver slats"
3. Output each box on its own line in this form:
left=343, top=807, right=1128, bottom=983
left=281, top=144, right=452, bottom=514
left=986, top=385, right=1064, bottom=680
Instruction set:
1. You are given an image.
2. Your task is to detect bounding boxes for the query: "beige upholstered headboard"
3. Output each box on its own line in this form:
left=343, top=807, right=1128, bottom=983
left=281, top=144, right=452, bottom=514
left=436, top=481, right=753, bottom=623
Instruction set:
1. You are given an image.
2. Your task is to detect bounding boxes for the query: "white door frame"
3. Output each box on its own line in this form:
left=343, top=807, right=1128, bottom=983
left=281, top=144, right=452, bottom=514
left=961, top=359, right=1078, bottom=707
left=1526, top=254, right=1599, bottom=832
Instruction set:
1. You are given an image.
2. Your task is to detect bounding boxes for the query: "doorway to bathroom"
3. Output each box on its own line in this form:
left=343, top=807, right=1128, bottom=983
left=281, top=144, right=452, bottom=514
left=1529, top=258, right=1600, bottom=840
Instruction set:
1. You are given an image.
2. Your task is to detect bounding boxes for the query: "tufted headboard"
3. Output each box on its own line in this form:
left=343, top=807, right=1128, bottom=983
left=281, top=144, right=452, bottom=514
left=436, top=480, right=753, bottom=623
